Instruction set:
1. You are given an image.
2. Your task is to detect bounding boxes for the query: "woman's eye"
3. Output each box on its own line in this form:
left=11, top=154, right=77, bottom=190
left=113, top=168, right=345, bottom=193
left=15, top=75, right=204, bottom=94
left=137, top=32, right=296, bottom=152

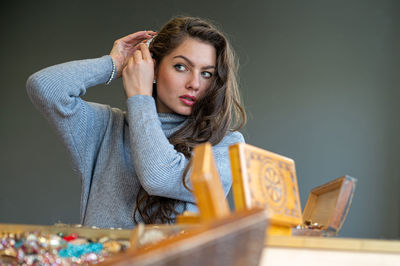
left=174, top=64, right=186, bottom=71
left=202, top=71, right=213, bottom=78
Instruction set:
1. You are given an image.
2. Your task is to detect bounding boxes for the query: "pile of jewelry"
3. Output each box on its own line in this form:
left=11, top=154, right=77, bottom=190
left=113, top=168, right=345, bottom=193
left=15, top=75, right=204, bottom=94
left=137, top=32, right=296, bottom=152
left=296, top=219, right=324, bottom=230
left=0, top=231, right=130, bottom=265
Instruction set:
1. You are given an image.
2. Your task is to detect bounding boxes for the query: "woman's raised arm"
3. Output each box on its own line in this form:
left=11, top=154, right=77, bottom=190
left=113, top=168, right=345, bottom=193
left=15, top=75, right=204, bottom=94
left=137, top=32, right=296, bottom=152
left=26, top=56, right=115, bottom=177
left=26, top=31, right=156, bottom=177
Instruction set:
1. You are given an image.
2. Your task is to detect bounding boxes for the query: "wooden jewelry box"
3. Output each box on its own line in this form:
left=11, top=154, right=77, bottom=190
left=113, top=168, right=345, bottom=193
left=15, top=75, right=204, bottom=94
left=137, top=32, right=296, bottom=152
left=229, top=143, right=356, bottom=236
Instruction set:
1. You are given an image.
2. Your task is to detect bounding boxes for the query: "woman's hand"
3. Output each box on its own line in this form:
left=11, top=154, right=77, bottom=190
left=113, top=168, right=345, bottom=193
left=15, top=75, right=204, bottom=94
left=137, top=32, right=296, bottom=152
left=110, top=31, right=156, bottom=78
left=122, top=43, right=155, bottom=98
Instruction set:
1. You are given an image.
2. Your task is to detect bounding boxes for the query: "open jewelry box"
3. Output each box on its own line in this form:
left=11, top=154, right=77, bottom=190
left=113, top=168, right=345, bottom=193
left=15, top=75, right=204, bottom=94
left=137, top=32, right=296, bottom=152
left=292, top=175, right=357, bottom=236
left=229, top=143, right=357, bottom=236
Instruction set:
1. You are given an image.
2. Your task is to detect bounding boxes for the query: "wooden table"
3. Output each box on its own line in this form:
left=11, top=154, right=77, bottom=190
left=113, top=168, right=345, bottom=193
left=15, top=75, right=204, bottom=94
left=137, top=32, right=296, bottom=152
left=261, top=235, right=400, bottom=266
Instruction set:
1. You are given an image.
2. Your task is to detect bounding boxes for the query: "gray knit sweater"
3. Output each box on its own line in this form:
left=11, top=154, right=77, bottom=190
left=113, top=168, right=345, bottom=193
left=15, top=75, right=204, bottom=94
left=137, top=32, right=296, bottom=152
left=26, top=55, right=244, bottom=229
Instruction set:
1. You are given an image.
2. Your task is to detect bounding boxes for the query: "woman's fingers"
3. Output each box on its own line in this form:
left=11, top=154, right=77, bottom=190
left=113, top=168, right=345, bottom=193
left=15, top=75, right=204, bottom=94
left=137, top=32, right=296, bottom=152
left=120, top=31, right=157, bottom=44
left=125, top=34, right=155, bottom=54
left=140, top=43, right=152, bottom=61
left=116, top=31, right=157, bottom=56
left=131, top=43, right=152, bottom=62
left=110, top=30, right=156, bottom=79
left=133, top=49, right=143, bottom=63
left=125, top=56, right=134, bottom=69
left=130, top=36, right=150, bottom=45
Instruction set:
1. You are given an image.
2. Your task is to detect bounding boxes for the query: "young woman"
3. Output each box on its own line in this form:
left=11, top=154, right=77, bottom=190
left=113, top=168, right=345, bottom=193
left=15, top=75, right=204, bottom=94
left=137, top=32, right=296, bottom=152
left=27, top=16, right=246, bottom=228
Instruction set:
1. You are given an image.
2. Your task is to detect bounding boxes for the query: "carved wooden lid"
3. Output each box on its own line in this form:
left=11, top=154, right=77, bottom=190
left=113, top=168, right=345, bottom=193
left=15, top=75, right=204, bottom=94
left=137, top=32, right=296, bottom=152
left=229, top=143, right=302, bottom=227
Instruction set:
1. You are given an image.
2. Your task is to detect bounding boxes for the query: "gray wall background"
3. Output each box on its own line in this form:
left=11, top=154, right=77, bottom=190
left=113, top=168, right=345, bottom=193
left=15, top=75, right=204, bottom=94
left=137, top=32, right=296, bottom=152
left=0, top=0, right=399, bottom=239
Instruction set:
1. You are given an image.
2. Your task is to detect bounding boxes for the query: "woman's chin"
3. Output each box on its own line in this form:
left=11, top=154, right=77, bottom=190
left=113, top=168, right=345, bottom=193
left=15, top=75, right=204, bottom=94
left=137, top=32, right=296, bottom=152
left=175, top=111, right=191, bottom=116
left=173, top=107, right=192, bottom=116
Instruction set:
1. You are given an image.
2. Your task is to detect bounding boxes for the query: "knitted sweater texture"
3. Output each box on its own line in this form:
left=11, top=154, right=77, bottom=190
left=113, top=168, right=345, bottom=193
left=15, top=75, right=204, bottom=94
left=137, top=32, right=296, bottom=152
left=26, top=55, right=244, bottom=229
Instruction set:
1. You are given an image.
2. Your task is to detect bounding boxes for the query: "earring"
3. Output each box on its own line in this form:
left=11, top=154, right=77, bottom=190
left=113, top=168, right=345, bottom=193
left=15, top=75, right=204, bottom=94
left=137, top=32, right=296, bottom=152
left=153, top=79, right=157, bottom=84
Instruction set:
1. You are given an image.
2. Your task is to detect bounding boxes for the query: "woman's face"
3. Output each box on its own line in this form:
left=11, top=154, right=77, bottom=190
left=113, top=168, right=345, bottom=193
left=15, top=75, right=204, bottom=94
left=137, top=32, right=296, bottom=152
left=155, top=37, right=217, bottom=115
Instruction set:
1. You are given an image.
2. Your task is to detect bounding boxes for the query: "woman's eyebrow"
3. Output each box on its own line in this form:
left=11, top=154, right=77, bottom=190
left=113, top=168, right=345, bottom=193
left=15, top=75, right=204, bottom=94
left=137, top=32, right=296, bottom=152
left=173, top=55, right=216, bottom=69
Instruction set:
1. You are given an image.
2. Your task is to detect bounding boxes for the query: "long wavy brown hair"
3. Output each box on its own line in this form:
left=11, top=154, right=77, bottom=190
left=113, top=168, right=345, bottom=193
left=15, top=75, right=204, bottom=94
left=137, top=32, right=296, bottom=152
left=133, top=16, right=246, bottom=224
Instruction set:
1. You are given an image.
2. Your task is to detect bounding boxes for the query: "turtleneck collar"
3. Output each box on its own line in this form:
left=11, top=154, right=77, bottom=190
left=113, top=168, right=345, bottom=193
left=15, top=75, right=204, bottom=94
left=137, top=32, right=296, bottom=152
left=158, top=112, right=188, bottom=138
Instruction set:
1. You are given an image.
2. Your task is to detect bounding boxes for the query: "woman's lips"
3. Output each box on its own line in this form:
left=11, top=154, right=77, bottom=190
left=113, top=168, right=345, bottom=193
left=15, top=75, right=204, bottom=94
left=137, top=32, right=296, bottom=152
left=179, top=95, right=196, bottom=106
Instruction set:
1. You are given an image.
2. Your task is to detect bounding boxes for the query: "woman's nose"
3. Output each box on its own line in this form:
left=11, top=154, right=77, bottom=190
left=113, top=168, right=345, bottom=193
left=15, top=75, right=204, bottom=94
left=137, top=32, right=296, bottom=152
left=187, top=73, right=200, bottom=91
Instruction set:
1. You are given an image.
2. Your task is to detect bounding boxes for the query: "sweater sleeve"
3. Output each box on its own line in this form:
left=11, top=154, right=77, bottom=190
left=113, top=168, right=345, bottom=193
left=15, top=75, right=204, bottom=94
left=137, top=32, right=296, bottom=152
left=126, top=95, right=245, bottom=203
left=26, top=56, right=114, bottom=178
